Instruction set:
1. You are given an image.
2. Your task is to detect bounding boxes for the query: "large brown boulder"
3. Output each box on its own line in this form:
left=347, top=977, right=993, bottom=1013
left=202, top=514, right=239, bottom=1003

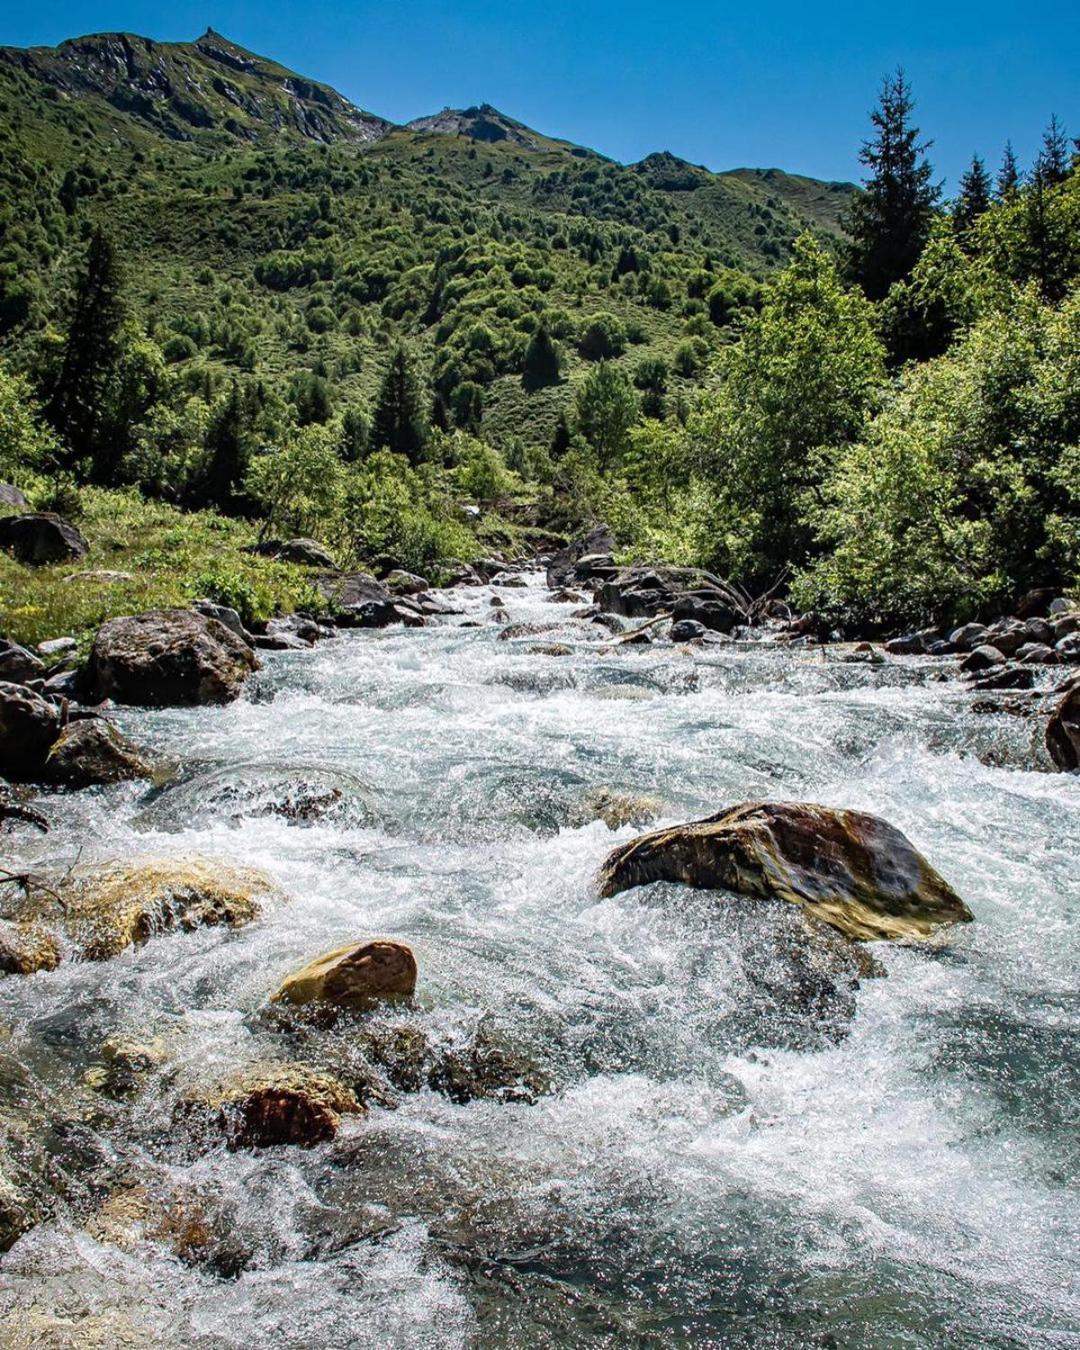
left=0, top=512, right=88, bottom=565
left=597, top=801, right=973, bottom=942
left=0, top=681, right=61, bottom=780
left=8, top=858, right=274, bottom=963
left=272, top=940, right=417, bottom=1015
left=86, top=608, right=260, bottom=706
left=180, top=1063, right=363, bottom=1149
left=43, top=719, right=152, bottom=789
left=1046, top=681, right=1080, bottom=771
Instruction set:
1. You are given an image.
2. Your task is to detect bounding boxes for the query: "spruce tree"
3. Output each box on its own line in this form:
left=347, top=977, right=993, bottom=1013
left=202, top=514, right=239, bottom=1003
left=47, top=228, right=125, bottom=467
left=846, top=71, right=940, bottom=300
left=996, top=142, right=1021, bottom=200
left=370, top=344, right=428, bottom=465
left=522, top=323, right=561, bottom=388
left=954, top=155, right=992, bottom=236
left=1039, top=115, right=1070, bottom=186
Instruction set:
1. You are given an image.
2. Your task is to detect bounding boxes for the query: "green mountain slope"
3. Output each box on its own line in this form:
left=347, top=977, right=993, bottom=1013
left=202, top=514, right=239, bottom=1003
left=0, top=29, right=855, bottom=453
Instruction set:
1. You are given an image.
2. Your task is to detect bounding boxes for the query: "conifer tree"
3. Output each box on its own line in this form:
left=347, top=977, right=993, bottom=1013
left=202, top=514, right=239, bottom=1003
left=846, top=71, right=940, bottom=300
left=47, top=228, right=125, bottom=466
left=370, top=344, right=428, bottom=465
left=954, top=155, right=992, bottom=236
left=522, top=323, right=561, bottom=388
left=1039, top=115, right=1070, bottom=186
left=996, top=142, right=1021, bottom=200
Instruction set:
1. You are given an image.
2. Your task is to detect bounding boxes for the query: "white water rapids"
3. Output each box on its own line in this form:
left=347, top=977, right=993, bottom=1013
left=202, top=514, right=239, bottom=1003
left=1, top=572, right=1078, bottom=1346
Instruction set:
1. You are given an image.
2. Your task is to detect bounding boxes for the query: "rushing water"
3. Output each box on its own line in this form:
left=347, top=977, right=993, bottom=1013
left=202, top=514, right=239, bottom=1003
left=1, top=573, right=1078, bottom=1347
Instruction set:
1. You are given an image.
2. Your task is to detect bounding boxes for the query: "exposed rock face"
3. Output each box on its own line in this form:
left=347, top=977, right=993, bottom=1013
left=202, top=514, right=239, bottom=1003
left=1046, top=681, right=1080, bottom=771
left=272, top=940, right=417, bottom=1014
left=546, top=524, right=617, bottom=588
left=0, top=681, right=61, bottom=780
left=384, top=569, right=429, bottom=595
left=0, top=918, right=60, bottom=974
left=86, top=608, right=260, bottom=706
left=43, top=719, right=152, bottom=789
left=0, top=512, right=88, bottom=565
left=181, top=1064, right=363, bottom=1149
left=0, top=639, right=45, bottom=683
left=597, top=801, right=973, bottom=942
left=0, top=483, right=29, bottom=508
left=250, top=537, right=337, bottom=568
left=9, top=858, right=274, bottom=963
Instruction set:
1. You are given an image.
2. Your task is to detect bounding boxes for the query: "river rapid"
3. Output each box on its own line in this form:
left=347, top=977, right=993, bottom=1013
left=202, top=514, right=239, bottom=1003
left=1, top=572, right=1078, bottom=1347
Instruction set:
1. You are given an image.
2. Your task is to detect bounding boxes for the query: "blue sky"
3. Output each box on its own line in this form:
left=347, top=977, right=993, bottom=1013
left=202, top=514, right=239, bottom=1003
left=3, top=1, right=1076, bottom=189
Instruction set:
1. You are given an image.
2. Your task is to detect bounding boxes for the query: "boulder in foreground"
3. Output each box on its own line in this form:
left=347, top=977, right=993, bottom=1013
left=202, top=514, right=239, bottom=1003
left=272, top=939, right=417, bottom=1014
left=86, top=608, right=260, bottom=706
left=1046, top=681, right=1080, bottom=771
left=597, top=800, right=973, bottom=942
left=0, top=682, right=60, bottom=780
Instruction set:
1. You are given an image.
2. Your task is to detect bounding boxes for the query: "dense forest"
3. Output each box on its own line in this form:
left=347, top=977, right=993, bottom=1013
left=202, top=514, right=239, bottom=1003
left=0, top=30, right=1077, bottom=641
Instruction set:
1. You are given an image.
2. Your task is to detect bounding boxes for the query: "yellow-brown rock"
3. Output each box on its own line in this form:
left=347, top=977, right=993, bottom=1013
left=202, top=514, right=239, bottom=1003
left=597, top=800, right=973, bottom=942
left=272, top=939, right=417, bottom=1014
left=0, top=918, right=60, bottom=975
left=180, top=1063, right=363, bottom=1149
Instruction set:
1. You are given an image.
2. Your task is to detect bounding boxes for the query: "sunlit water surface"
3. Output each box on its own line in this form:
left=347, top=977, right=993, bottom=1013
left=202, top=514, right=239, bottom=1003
left=1, top=574, right=1078, bottom=1347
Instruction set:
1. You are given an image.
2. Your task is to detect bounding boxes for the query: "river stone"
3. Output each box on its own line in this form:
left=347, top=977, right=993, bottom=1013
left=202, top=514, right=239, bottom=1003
left=43, top=719, right=152, bottom=789
left=0, top=681, right=61, bottom=780
left=84, top=1034, right=169, bottom=1099
left=0, top=918, right=60, bottom=974
left=86, top=608, right=260, bottom=706
left=14, top=858, right=274, bottom=962
left=1015, top=642, right=1057, bottom=664
left=384, top=569, right=429, bottom=595
left=427, top=1027, right=551, bottom=1105
left=272, top=940, right=417, bottom=1014
left=546, top=524, right=616, bottom=588
left=182, top=1063, right=363, bottom=1149
left=959, top=644, right=1006, bottom=673
left=597, top=800, right=974, bottom=942
left=0, top=512, right=89, bottom=566
left=573, top=787, right=666, bottom=830
left=1046, top=682, right=1080, bottom=771
left=0, top=639, right=45, bottom=683
left=947, top=622, right=989, bottom=652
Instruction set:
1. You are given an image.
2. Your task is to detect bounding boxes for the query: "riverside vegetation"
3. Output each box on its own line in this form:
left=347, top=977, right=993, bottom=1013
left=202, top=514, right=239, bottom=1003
left=0, top=28, right=1079, bottom=1348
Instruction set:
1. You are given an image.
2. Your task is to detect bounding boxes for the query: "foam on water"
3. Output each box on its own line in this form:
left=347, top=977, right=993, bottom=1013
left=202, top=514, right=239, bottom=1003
left=1, top=573, right=1077, bottom=1346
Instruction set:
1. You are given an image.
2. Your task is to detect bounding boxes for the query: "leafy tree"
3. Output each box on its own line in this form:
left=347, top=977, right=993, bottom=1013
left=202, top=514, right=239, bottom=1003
left=575, top=361, right=638, bottom=470
left=522, top=323, right=561, bottom=387
left=245, top=425, right=345, bottom=539
left=370, top=344, right=428, bottom=465
left=47, top=228, right=126, bottom=467
left=578, top=312, right=627, bottom=361
left=692, top=235, right=885, bottom=580
left=633, top=357, right=668, bottom=418
left=846, top=71, right=940, bottom=300
left=878, top=218, right=981, bottom=364
left=954, top=155, right=992, bottom=239
left=0, top=360, right=59, bottom=484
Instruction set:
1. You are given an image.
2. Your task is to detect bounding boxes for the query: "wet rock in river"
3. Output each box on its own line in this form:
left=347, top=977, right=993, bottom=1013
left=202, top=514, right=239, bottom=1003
left=427, top=1026, right=551, bottom=1105
left=0, top=512, right=88, bottom=566
left=0, top=918, right=60, bottom=974
left=272, top=940, right=418, bottom=1016
left=597, top=800, right=973, bottom=942
left=8, top=858, right=274, bottom=963
left=43, top=719, right=152, bottom=789
left=546, top=524, right=617, bottom=588
left=86, top=608, right=260, bottom=706
left=572, top=786, right=666, bottom=830
left=967, top=664, right=1034, bottom=692
left=179, top=1063, right=364, bottom=1149
left=84, top=1034, right=169, bottom=1099
left=0, top=681, right=60, bottom=780
left=959, top=644, right=1006, bottom=673
left=1046, top=680, right=1080, bottom=771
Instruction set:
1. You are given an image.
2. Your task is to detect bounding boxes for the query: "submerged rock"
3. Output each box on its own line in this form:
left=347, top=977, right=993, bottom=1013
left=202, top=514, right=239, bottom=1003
left=272, top=940, right=417, bottom=1016
left=0, top=918, right=60, bottom=974
left=9, top=858, right=274, bottom=963
left=597, top=800, right=973, bottom=942
left=0, top=512, right=88, bottom=565
left=84, top=1034, right=169, bottom=1099
left=427, top=1026, right=551, bottom=1105
left=86, top=608, right=260, bottom=706
left=1046, top=681, right=1080, bottom=771
left=180, top=1063, right=363, bottom=1149
left=572, top=787, right=666, bottom=830
left=43, top=719, right=152, bottom=789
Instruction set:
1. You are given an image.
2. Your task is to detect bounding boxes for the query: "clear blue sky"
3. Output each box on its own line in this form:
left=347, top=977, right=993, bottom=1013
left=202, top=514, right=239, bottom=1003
left=3, top=1, right=1076, bottom=189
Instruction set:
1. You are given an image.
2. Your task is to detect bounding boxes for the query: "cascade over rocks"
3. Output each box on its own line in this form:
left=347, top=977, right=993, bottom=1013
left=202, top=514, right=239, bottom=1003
left=597, top=800, right=973, bottom=942
left=86, top=608, right=260, bottom=705
left=0, top=512, right=89, bottom=565
left=272, top=940, right=418, bottom=1015
left=5, top=858, right=275, bottom=964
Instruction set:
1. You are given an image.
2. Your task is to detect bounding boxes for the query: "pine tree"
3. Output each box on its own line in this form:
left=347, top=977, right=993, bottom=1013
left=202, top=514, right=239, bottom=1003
left=954, top=154, right=992, bottom=237
left=550, top=411, right=572, bottom=460
left=47, top=228, right=125, bottom=466
left=522, top=323, right=561, bottom=388
left=845, top=71, right=941, bottom=300
left=996, top=142, right=1021, bottom=200
left=370, top=344, right=428, bottom=465
left=1039, top=115, right=1070, bottom=186
left=200, top=381, right=256, bottom=513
